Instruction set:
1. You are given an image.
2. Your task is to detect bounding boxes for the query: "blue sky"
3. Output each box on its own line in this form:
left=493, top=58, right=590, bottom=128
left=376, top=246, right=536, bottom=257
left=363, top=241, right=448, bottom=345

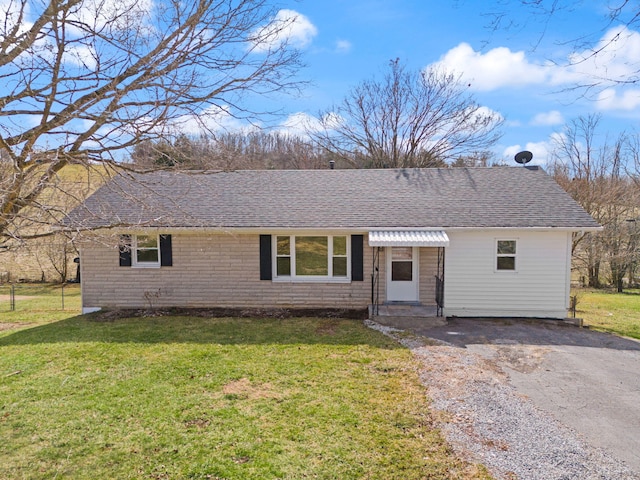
left=233, top=0, right=640, bottom=166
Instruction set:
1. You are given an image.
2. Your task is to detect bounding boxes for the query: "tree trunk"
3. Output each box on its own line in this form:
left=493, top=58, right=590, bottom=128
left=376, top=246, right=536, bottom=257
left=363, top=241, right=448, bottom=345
left=588, top=263, right=601, bottom=288
left=610, top=261, right=625, bottom=293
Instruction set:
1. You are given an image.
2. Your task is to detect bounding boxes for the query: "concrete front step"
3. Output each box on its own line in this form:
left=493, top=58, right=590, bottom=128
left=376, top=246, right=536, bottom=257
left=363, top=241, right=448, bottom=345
left=370, top=304, right=439, bottom=318
left=372, top=315, right=447, bottom=330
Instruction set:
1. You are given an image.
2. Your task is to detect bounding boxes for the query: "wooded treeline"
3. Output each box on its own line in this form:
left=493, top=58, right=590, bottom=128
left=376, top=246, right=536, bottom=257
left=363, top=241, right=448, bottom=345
left=549, top=115, right=640, bottom=292
left=129, top=131, right=500, bottom=171
left=131, top=132, right=339, bottom=170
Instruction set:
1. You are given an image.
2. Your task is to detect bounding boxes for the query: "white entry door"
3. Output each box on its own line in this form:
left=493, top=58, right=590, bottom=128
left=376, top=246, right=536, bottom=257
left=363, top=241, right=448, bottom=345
left=386, top=247, right=419, bottom=302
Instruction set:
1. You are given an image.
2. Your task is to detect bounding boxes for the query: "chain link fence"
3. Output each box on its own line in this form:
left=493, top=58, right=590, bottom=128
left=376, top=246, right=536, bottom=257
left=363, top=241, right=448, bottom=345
left=1, top=283, right=79, bottom=313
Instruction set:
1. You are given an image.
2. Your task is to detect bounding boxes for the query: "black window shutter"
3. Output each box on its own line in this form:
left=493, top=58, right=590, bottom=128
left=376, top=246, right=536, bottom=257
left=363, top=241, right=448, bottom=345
left=351, top=235, right=364, bottom=281
left=160, top=234, right=172, bottom=266
left=259, top=235, right=272, bottom=280
left=119, top=235, right=132, bottom=267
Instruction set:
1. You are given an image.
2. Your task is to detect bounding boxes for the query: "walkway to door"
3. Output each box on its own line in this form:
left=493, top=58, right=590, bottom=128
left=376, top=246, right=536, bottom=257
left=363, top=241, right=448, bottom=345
left=369, top=304, right=446, bottom=329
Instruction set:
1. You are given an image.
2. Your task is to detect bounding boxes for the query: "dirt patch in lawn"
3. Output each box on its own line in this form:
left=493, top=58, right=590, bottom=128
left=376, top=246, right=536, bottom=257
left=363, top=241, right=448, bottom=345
left=0, top=323, right=27, bottom=331
left=0, top=295, right=35, bottom=301
left=315, top=318, right=342, bottom=335
left=221, top=377, right=281, bottom=401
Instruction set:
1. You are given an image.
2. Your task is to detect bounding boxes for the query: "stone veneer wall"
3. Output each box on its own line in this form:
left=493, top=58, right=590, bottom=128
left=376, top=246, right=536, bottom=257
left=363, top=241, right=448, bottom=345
left=81, top=233, right=440, bottom=310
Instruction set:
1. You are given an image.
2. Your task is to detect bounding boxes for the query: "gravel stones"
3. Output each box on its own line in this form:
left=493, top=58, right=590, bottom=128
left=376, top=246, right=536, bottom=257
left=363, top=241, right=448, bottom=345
left=365, top=320, right=638, bottom=480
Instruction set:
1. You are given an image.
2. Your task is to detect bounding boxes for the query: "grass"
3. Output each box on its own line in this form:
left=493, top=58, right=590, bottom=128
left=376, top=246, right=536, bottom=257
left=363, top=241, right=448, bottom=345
left=0, top=283, right=81, bottom=324
left=0, top=286, right=489, bottom=479
left=574, top=288, right=640, bottom=339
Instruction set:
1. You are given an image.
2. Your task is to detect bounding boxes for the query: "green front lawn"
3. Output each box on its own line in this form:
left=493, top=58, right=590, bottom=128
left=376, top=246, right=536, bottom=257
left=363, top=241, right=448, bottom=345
left=0, top=295, right=488, bottom=479
left=574, top=288, right=640, bottom=340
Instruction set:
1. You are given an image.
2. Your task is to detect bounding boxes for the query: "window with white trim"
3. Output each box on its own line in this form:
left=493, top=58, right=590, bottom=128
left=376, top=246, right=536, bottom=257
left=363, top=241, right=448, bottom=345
left=274, top=235, right=349, bottom=280
left=496, top=240, right=516, bottom=271
left=119, top=234, right=172, bottom=268
left=133, top=234, right=160, bottom=267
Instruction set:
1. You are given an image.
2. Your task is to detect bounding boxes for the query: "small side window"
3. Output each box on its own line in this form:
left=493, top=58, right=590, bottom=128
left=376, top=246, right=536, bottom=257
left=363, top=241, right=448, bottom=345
left=496, top=240, right=516, bottom=271
left=135, top=235, right=159, bottom=264
left=120, top=234, right=172, bottom=268
left=131, top=234, right=160, bottom=268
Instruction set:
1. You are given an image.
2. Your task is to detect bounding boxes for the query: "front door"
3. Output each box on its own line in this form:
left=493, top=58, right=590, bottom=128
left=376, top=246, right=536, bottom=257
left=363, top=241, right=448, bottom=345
left=386, top=247, right=419, bottom=302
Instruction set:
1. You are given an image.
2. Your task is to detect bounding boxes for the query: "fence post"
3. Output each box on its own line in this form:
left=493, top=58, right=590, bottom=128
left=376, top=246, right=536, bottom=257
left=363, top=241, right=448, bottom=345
left=61, top=284, right=65, bottom=310
left=10, top=284, right=15, bottom=311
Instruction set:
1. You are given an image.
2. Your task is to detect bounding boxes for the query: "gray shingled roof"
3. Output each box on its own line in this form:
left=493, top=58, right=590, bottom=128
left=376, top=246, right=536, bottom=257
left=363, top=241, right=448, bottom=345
left=65, top=167, right=601, bottom=230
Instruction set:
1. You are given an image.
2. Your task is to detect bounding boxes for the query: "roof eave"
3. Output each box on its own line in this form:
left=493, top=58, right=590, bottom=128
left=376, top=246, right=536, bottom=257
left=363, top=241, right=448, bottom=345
left=72, top=224, right=603, bottom=235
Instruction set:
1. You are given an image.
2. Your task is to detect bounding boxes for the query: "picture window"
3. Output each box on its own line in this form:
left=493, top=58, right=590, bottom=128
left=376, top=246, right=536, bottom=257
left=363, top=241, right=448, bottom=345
left=274, top=235, right=350, bottom=280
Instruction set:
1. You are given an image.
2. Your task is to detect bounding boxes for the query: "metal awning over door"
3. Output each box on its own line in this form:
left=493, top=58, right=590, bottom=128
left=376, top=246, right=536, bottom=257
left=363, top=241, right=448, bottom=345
left=368, top=230, right=449, bottom=247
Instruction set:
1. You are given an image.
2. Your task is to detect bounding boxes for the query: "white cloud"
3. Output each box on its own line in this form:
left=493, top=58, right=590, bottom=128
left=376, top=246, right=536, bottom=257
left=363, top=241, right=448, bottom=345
left=431, top=26, right=640, bottom=113
left=457, top=105, right=503, bottom=133
left=502, top=135, right=561, bottom=166
left=475, top=105, right=503, bottom=121
left=318, top=111, right=345, bottom=130
left=431, top=42, right=549, bottom=91
left=563, top=28, right=640, bottom=112
left=531, top=110, right=564, bottom=126
left=0, top=0, right=31, bottom=41
left=276, top=111, right=344, bottom=137
left=335, top=39, right=352, bottom=54
left=63, top=44, right=97, bottom=69
left=276, top=112, right=318, bottom=137
left=68, top=0, right=154, bottom=33
left=596, top=88, right=640, bottom=111
left=250, top=9, right=317, bottom=53
left=167, top=106, right=251, bottom=135
left=562, top=26, right=640, bottom=85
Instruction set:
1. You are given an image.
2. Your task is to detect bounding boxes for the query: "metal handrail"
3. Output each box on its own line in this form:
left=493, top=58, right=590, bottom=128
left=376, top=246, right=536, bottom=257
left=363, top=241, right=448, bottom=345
left=371, top=247, right=380, bottom=315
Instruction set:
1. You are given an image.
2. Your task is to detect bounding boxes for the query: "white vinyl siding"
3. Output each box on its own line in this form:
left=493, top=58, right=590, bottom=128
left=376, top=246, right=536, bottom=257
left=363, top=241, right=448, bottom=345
left=443, top=230, right=572, bottom=318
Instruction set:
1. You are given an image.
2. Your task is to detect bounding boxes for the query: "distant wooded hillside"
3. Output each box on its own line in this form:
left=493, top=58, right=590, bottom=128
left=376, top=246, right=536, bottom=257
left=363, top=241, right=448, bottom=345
left=1, top=164, right=110, bottom=283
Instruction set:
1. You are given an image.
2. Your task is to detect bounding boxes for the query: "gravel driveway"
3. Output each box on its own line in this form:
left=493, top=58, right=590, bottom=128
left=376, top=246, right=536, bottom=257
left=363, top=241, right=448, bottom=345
left=367, top=318, right=640, bottom=480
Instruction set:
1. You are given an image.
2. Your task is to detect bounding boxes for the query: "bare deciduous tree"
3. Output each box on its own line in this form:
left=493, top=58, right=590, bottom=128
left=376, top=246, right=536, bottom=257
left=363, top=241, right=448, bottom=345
left=550, top=114, right=640, bottom=291
left=308, top=59, right=503, bottom=169
left=0, top=0, right=303, bottom=244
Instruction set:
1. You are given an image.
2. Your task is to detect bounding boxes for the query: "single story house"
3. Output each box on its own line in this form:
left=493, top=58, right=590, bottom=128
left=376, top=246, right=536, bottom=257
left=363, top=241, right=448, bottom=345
left=65, top=166, right=600, bottom=318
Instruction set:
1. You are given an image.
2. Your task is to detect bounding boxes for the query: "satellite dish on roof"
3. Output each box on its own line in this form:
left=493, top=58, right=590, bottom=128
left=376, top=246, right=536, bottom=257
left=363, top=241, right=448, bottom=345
left=514, top=150, right=533, bottom=165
